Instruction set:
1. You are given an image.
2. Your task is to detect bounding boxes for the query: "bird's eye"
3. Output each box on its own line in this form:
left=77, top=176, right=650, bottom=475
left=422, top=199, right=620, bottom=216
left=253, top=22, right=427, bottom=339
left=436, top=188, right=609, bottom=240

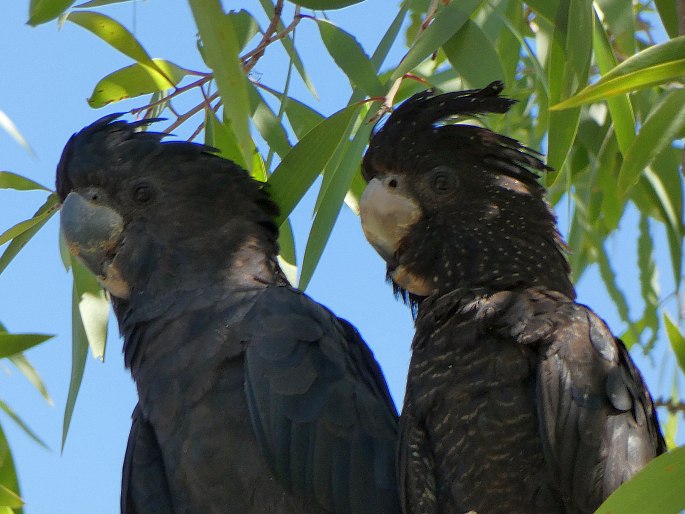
left=133, top=183, right=153, bottom=204
left=430, top=166, right=457, bottom=194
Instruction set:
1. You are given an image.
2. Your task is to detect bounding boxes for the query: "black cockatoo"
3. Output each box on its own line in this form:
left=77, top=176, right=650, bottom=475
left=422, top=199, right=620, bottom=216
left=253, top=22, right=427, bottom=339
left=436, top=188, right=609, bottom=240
left=359, top=82, right=665, bottom=514
left=57, top=115, right=400, bottom=514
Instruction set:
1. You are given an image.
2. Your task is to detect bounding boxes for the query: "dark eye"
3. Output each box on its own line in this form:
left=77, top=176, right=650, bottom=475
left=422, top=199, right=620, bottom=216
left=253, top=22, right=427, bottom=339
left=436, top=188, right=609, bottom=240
left=133, top=183, right=153, bottom=204
left=430, top=166, right=457, bottom=194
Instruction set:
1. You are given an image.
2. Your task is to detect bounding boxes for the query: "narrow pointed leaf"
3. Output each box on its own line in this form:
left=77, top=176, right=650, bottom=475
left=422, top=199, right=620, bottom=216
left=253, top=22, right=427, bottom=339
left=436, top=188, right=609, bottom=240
left=66, top=12, right=171, bottom=84
left=299, top=118, right=372, bottom=290
left=258, top=0, right=317, bottom=98
left=665, top=314, right=685, bottom=375
left=28, top=0, right=75, bottom=25
left=248, top=85, right=292, bottom=159
left=0, top=334, right=53, bottom=359
left=0, top=194, right=59, bottom=247
left=443, top=19, right=506, bottom=87
left=9, top=354, right=53, bottom=405
left=71, top=256, right=109, bottom=360
left=0, top=172, right=49, bottom=192
left=391, top=0, right=483, bottom=80
left=62, top=281, right=90, bottom=450
left=617, top=89, right=685, bottom=195
left=596, top=446, right=685, bottom=514
left=552, top=36, right=685, bottom=110
left=316, top=20, right=384, bottom=97
left=654, top=0, right=678, bottom=38
left=190, top=0, right=252, bottom=169
left=0, top=400, right=48, bottom=449
left=546, top=0, right=592, bottom=173
left=0, top=484, right=22, bottom=509
left=75, top=0, right=136, bottom=7
left=286, top=0, right=362, bottom=9
left=370, top=5, right=408, bottom=70
left=591, top=8, right=635, bottom=153
left=268, top=103, right=361, bottom=225
left=88, top=59, right=189, bottom=108
left=0, top=112, right=35, bottom=157
left=0, top=426, right=21, bottom=511
left=277, top=219, right=297, bottom=286
left=204, top=110, right=248, bottom=170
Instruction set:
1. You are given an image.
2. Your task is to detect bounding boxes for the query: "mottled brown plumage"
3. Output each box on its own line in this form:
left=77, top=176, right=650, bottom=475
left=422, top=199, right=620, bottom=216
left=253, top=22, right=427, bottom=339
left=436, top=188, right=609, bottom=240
left=360, top=82, right=665, bottom=514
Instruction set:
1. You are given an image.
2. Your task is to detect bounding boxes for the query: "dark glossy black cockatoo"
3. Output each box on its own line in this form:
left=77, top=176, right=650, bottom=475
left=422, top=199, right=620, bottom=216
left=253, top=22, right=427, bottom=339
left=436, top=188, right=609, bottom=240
left=57, top=115, right=401, bottom=514
left=359, top=82, right=665, bottom=514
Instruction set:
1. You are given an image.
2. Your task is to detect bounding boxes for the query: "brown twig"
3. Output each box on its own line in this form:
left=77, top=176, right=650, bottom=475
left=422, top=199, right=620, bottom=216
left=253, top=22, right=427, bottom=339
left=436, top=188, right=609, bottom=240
left=243, top=3, right=302, bottom=73
left=654, top=398, right=685, bottom=414
left=164, top=91, right=220, bottom=134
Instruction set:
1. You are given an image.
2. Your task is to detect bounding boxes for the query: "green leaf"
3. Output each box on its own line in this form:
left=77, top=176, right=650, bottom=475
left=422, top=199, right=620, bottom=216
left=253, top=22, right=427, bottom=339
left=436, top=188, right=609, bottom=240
left=546, top=0, right=592, bottom=173
left=247, top=85, right=292, bottom=159
left=189, top=0, right=253, bottom=169
left=299, top=113, right=372, bottom=290
left=0, top=334, right=53, bottom=359
left=66, top=11, right=172, bottom=84
left=617, top=89, right=685, bottom=195
left=442, top=19, right=506, bottom=88
left=0, top=172, right=49, bottom=192
left=596, top=445, right=685, bottom=514
left=71, top=256, right=109, bottom=361
left=370, top=5, right=408, bottom=70
left=551, top=36, right=685, bottom=110
left=258, top=0, right=317, bottom=98
left=286, top=0, right=362, bottom=10
left=591, top=8, right=635, bottom=154
left=0, top=400, right=48, bottom=450
left=8, top=354, right=53, bottom=405
left=88, top=59, right=189, bottom=108
left=654, top=0, right=679, bottom=39
left=391, top=0, right=483, bottom=80
left=525, top=0, right=560, bottom=23
left=204, top=110, right=248, bottom=170
left=316, top=20, right=384, bottom=97
left=0, top=111, right=35, bottom=157
left=74, top=0, right=136, bottom=7
left=268, top=103, right=361, bottom=226
left=277, top=219, right=297, bottom=286
left=0, top=194, right=59, bottom=247
left=637, top=215, right=659, bottom=349
left=225, top=10, right=259, bottom=50
left=0, top=484, right=22, bottom=509
left=28, top=0, right=75, bottom=26
left=665, top=314, right=685, bottom=375
left=0, top=426, right=21, bottom=511
left=62, top=279, right=90, bottom=450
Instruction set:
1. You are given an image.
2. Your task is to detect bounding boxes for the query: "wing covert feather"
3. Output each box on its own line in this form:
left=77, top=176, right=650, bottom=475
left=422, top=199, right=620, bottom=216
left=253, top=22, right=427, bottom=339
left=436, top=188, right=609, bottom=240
left=242, top=287, right=400, bottom=514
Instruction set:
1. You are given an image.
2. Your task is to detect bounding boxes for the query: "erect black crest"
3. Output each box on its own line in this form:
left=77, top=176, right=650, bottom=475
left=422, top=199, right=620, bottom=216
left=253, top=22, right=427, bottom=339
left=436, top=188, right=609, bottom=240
left=363, top=81, right=550, bottom=188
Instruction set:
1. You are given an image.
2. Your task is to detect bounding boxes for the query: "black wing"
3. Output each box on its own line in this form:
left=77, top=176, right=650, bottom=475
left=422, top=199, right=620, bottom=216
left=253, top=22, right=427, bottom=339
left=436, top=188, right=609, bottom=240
left=121, top=405, right=174, bottom=514
left=536, top=301, right=665, bottom=513
left=242, top=286, right=400, bottom=514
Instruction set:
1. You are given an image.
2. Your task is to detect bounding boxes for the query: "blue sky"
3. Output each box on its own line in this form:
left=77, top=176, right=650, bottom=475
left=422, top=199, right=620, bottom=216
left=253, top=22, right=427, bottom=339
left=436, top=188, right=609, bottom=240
left=0, top=2, right=678, bottom=513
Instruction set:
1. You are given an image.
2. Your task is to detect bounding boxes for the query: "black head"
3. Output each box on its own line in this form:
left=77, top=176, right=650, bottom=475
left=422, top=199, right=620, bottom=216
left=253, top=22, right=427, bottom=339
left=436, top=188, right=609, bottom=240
left=360, top=82, right=575, bottom=305
left=57, top=114, right=282, bottom=305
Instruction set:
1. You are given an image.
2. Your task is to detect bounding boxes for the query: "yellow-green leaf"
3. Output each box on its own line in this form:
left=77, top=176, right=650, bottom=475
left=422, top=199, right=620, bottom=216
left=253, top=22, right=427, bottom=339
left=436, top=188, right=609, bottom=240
left=0, top=333, right=53, bottom=359
left=0, top=172, right=49, bottom=192
left=66, top=11, right=172, bottom=85
left=28, top=0, right=74, bottom=26
left=190, top=0, right=253, bottom=170
left=552, top=36, right=685, bottom=110
left=0, top=194, right=59, bottom=247
left=0, top=484, right=22, bottom=509
left=0, top=111, right=36, bottom=157
left=88, top=59, right=189, bottom=108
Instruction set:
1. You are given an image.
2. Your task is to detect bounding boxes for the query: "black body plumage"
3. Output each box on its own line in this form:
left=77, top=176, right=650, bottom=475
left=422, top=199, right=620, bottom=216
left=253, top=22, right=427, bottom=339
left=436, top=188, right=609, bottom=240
left=57, top=115, right=400, bottom=514
left=360, top=82, right=665, bottom=513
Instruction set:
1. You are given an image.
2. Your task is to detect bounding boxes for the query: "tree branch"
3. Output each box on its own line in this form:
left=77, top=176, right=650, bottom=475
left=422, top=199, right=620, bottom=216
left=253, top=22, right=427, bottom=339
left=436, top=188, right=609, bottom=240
left=654, top=397, right=685, bottom=414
